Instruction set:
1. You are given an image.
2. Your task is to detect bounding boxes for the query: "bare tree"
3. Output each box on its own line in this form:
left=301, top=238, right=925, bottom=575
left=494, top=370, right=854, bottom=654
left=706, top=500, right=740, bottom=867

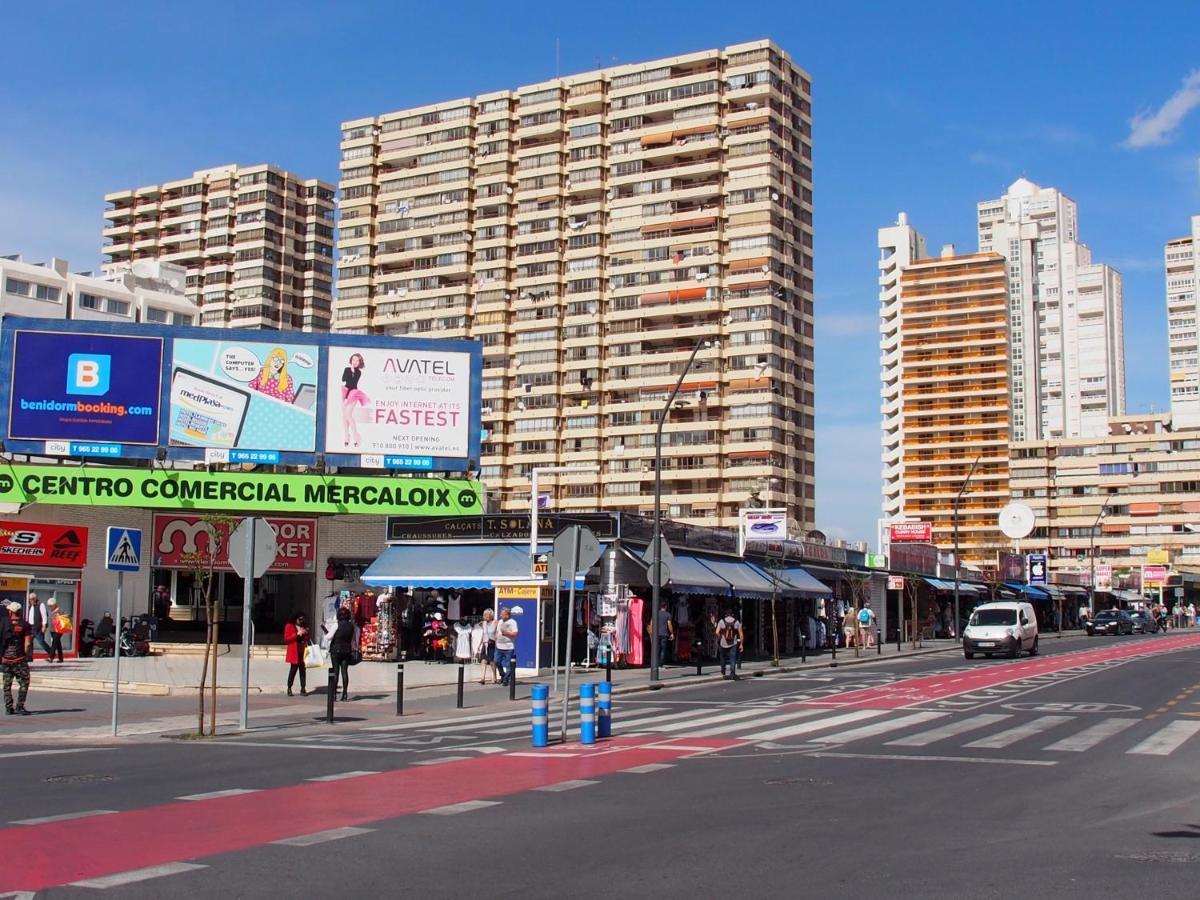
left=180, top=514, right=238, bottom=737
left=903, top=577, right=923, bottom=649
left=846, top=572, right=874, bottom=657
left=759, top=553, right=784, bottom=665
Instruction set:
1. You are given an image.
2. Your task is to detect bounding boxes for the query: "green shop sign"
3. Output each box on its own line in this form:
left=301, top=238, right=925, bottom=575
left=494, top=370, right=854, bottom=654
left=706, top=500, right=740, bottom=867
left=0, top=465, right=482, bottom=517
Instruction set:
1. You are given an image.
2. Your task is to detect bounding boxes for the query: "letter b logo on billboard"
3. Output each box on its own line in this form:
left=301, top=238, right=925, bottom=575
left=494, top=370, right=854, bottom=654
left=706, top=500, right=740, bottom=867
left=66, top=353, right=111, bottom=396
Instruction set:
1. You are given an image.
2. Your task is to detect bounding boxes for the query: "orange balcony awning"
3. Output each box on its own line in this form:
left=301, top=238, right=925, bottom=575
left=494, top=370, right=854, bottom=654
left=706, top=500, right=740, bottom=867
left=640, top=216, right=718, bottom=235
left=730, top=114, right=770, bottom=127
left=669, top=287, right=707, bottom=302
left=729, top=256, right=769, bottom=272
left=640, top=131, right=674, bottom=147
left=728, top=376, right=770, bottom=391
left=1101, top=522, right=1128, bottom=534
left=671, top=124, right=718, bottom=138
left=640, top=291, right=671, bottom=306
left=1183, top=501, right=1200, bottom=514
left=639, top=379, right=717, bottom=394
left=1129, top=502, right=1161, bottom=516
left=729, top=449, right=770, bottom=459
left=728, top=279, right=770, bottom=292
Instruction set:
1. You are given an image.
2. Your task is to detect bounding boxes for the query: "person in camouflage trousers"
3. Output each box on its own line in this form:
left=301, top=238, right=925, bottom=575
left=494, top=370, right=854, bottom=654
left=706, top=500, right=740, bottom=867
left=1, top=601, right=32, bottom=715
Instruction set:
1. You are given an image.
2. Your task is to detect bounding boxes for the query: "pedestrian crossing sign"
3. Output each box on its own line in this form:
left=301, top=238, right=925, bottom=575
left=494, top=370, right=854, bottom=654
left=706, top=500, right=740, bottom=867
left=105, top=526, right=142, bottom=572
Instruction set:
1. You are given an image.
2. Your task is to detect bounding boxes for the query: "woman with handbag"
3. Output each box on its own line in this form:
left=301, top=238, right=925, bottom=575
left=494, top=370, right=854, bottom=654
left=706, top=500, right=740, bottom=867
left=328, top=607, right=356, bottom=702
left=283, top=613, right=310, bottom=697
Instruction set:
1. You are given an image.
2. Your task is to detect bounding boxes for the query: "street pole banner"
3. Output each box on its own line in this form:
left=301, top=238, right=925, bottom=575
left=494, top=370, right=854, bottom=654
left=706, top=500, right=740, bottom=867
left=0, top=464, right=483, bottom=516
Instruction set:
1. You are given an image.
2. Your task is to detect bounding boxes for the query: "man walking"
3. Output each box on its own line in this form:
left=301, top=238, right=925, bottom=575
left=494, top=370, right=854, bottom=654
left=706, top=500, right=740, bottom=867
left=495, top=607, right=518, bottom=687
left=656, top=600, right=675, bottom=668
left=717, top=609, right=743, bottom=680
left=25, top=592, right=52, bottom=662
left=2, top=600, right=33, bottom=715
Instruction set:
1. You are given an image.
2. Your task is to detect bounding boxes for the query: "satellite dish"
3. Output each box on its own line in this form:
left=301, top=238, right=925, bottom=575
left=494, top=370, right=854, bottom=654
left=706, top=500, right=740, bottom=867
left=998, top=502, right=1036, bottom=540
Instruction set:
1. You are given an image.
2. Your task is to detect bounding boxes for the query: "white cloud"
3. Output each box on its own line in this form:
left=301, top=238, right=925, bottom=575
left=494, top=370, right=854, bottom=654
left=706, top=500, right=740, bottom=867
left=1124, top=69, right=1200, bottom=149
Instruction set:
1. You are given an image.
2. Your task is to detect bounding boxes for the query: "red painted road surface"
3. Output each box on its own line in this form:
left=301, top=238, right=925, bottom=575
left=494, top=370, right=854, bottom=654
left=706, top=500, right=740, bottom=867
left=0, top=737, right=732, bottom=893
left=802, top=633, right=1200, bottom=710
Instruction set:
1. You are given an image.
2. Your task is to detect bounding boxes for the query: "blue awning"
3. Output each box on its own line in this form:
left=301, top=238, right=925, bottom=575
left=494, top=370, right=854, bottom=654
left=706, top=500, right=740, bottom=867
left=697, top=557, right=778, bottom=599
left=1005, top=582, right=1051, bottom=600
left=750, top=564, right=833, bottom=598
left=363, top=543, right=583, bottom=589
left=631, top=548, right=732, bottom=596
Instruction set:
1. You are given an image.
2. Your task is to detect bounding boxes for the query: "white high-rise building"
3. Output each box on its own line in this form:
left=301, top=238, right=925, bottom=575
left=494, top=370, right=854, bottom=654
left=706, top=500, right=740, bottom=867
left=977, top=178, right=1125, bottom=440
left=1165, top=215, right=1200, bottom=426
left=879, top=212, right=929, bottom=528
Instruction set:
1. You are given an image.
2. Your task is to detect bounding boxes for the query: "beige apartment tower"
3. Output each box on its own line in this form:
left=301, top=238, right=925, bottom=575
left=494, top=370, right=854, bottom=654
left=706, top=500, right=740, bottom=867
left=334, top=40, right=815, bottom=528
left=103, top=164, right=336, bottom=331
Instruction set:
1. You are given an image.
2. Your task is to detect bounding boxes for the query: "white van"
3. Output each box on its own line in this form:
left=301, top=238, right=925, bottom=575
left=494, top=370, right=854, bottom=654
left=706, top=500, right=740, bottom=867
left=962, top=601, right=1038, bottom=659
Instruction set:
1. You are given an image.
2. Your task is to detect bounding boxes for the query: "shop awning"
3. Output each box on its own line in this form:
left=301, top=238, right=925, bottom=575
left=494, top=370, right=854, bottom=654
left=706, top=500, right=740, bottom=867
left=751, top=565, right=833, bottom=598
left=1038, top=584, right=1066, bottom=600
left=629, top=548, right=732, bottom=596
left=363, top=544, right=584, bottom=589
left=925, top=578, right=983, bottom=593
left=1004, top=582, right=1051, bottom=600
left=696, top=557, right=778, bottom=599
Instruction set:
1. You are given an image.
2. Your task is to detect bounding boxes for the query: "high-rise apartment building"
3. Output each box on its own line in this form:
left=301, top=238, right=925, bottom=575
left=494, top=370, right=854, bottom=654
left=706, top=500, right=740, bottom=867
left=1165, top=215, right=1200, bottom=426
left=977, top=178, right=1125, bottom=441
left=334, top=40, right=815, bottom=528
left=878, top=234, right=1011, bottom=564
left=103, top=164, right=336, bottom=331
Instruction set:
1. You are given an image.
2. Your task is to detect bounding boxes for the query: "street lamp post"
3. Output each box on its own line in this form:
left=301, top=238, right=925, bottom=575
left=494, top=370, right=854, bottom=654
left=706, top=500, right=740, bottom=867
left=952, top=455, right=982, bottom=643
left=1089, top=495, right=1113, bottom=612
left=651, top=337, right=712, bottom=684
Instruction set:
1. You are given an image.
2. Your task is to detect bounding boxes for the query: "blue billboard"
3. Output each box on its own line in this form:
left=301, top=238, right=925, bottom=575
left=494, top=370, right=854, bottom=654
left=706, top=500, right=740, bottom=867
left=7, top=329, right=163, bottom=445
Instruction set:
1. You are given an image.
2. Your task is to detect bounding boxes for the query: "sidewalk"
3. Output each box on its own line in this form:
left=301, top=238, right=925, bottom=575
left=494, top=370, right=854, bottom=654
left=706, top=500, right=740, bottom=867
left=31, top=637, right=964, bottom=700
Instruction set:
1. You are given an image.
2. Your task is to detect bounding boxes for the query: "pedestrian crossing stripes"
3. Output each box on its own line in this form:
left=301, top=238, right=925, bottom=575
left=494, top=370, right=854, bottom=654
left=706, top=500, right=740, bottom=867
left=342, top=701, right=1200, bottom=761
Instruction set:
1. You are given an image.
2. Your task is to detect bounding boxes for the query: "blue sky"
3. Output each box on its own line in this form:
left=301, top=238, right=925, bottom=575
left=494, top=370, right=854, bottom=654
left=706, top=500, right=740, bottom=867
left=2, top=1, right=1199, bottom=543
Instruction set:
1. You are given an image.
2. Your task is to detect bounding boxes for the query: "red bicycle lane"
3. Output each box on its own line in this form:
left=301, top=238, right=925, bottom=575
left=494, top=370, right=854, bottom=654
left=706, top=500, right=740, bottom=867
left=0, top=736, right=732, bottom=893
left=799, top=633, right=1200, bottom=710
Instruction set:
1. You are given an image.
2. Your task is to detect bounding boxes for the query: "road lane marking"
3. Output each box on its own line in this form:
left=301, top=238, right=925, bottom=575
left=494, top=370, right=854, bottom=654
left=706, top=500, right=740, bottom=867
left=421, top=800, right=502, bottom=815
left=176, top=789, right=260, bottom=801
left=963, top=716, right=1075, bottom=749
left=688, top=708, right=827, bottom=738
left=305, top=771, right=381, bottom=782
left=1127, top=721, right=1200, bottom=756
left=644, top=706, right=781, bottom=734
left=744, top=709, right=888, bottom=742
left=12, top=810, right=118, bottom=826
left=271, top=827, right=374, bottom=846
left=70, top=862, right=207, bottom=889
left=487, top=707, right=706, bottom=736
left=809, top=751, right=1057, bottom=767
left=886, top=714, right=1012, bottom=747
left=620, top=763, right=676, bottom=774
left=1044, top=718, right=1138, bottom=752
left=411, top=756, right=470, bottom=765
left=364, top=708, right=524, bottom=732
left=533, top=779, right=598, bottom=792
left=812, top=712, right=947, bottom=745
left=0, top=748, right=112, bottom=760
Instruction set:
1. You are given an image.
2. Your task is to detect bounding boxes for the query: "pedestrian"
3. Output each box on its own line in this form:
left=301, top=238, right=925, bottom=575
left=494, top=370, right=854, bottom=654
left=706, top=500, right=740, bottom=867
left=494, top=607, right=518, bottom=687
left=2, top=601, right=32, bottom=715
left=283, top=613, right=310, bottom=697
left=477, top=608, right=498, bottom=684
left=46, top=598, right=67, bottom=663
left=25, top=592, right=52, bottom=662
left=717, top=609, right=742, bottom=680
left=1189, top=603, right=1197, bottom=628
left=327, top=607, right=355, bottom=702
left=656, top=600, right=674, bottom=667
left=858, top=602, right=877, bottom=647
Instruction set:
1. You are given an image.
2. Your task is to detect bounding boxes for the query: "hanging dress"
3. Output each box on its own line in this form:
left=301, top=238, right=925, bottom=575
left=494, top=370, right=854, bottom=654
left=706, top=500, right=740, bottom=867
left=628, top=596, right=645, bottom=666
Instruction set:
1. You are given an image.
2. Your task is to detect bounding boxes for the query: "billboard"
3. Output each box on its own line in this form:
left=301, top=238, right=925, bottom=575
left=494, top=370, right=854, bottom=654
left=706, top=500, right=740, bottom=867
left=169, top=338, right=318, bottom=452
left=740, top=510, right=788, bottom=543
left=1142, top=564, right=1169, bottom=587
left=1094, top=564, right=1112, bottom=591
left=152, top=514, right=315, bottom=572
left=0, top=521, right=88, bottom=567
left=889, top=521, right=932, bottom=543
left=1027, top=553, right=1047, bottom=584
left=324, top=345, right=473, bottom=465
left=7, top=329, right=163, bottom=446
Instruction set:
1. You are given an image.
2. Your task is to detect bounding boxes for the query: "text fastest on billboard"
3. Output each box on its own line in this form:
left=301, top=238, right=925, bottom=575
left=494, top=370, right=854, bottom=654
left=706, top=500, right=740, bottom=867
left=8, top=329, right=163, bottom=445
left=325, top=346, right=473, bottom=460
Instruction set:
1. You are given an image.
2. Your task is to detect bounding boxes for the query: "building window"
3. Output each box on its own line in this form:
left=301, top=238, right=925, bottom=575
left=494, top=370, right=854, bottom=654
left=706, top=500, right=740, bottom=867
left=144, top=307, right=169, bottom=323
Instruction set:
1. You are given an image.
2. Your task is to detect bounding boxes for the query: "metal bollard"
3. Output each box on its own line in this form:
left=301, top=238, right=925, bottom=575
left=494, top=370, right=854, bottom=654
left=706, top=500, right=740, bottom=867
left=509, top=657, right=517, bottom=701
left=456, top=663, right=465, bottom=709
left=395, top=659, right=405, bottom=717
left=801, top=634, right=807, bottom=663
left=579, top=682, right=596, bottom=745
left=606, top=660, right=613, bottom=684
left=531, top=683, right=549, bottom=747
left=878, top=628, right=882, bottom=655
left=694, top=640, right=703, bottom=676
left=597, top=680, right=612, bottom=739
left=326, top=667, right=336, bottom=725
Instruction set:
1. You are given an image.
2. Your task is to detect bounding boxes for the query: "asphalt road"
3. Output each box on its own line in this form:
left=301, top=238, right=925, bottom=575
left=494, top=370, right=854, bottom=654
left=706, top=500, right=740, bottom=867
left=6, top=631, right=1200, bottom=898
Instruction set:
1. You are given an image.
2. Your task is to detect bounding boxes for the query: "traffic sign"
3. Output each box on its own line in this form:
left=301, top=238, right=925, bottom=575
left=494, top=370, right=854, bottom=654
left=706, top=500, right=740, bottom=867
left=105, top=527, right=141, bottom=572
left=228, top=517, right=277, bottom=579
left=648, top=561, right=671, bottom=588
left=553, top=525, right=602, bottom=574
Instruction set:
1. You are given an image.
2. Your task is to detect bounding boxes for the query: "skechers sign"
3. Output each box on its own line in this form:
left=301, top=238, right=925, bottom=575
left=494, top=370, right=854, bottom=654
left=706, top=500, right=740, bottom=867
left=0, top=464, right=481, bottom=517
left=7, top=330, right=163, bottom=445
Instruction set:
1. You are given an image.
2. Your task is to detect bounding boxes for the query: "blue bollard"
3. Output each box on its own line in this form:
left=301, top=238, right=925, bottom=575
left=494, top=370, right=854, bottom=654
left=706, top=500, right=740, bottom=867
left=580, top=682, right=596, bottom=745
left=597, top=680, right=612, bottom=738
left=531, top=683, right=549, bottom=748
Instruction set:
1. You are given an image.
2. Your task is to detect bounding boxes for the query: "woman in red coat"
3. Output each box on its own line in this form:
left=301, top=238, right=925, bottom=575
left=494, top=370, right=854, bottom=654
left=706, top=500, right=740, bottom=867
left=284, top=613, right=310, bottom=696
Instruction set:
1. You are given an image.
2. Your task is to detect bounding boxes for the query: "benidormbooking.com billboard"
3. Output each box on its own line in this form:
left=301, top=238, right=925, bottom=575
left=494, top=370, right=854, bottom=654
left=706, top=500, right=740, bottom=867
left=0, top=318, right=482, bottom=472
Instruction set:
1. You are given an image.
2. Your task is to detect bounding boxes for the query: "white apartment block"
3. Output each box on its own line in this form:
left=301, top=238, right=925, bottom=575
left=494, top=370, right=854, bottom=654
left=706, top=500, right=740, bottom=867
left=103, top=164, right=335, bottom=331
left=879, top=212, right=929, bottom=528
left=334, top=40, right=816, bottom=529
left=1166, top=215, right=1200, bottom=426
left=978, top=178, right=1125, bottom=441
left=0, top=255, right=198, bottom=325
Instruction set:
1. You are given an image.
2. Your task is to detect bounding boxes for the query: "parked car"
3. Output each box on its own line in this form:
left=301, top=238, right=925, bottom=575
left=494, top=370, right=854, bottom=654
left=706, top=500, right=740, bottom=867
left=1087, top=609, right=1135, bottom=636
left=963, top=601, right=1039, bottom=659
left=1128, top=610, right=1159, bottom=634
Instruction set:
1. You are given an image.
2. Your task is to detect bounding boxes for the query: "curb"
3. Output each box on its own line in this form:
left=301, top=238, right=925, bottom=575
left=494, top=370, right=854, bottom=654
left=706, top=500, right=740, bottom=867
left=32, top=677, right=263, bottom=697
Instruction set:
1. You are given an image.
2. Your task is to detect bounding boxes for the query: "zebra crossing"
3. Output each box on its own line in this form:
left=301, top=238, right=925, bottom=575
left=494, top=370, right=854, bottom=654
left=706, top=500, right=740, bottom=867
left=351, top=700, right=1200, bottom=762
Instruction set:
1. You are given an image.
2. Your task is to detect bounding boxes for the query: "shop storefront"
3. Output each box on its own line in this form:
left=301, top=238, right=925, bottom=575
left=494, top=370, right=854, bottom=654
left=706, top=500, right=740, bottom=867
left=0, top=520, right=88, bottom=659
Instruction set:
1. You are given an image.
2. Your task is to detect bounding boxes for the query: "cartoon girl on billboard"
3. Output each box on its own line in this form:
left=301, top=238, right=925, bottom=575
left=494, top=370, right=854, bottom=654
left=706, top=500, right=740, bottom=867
left=341, top=352, right=369, bottom=447
left=251, top=347, right=296, bottom=403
